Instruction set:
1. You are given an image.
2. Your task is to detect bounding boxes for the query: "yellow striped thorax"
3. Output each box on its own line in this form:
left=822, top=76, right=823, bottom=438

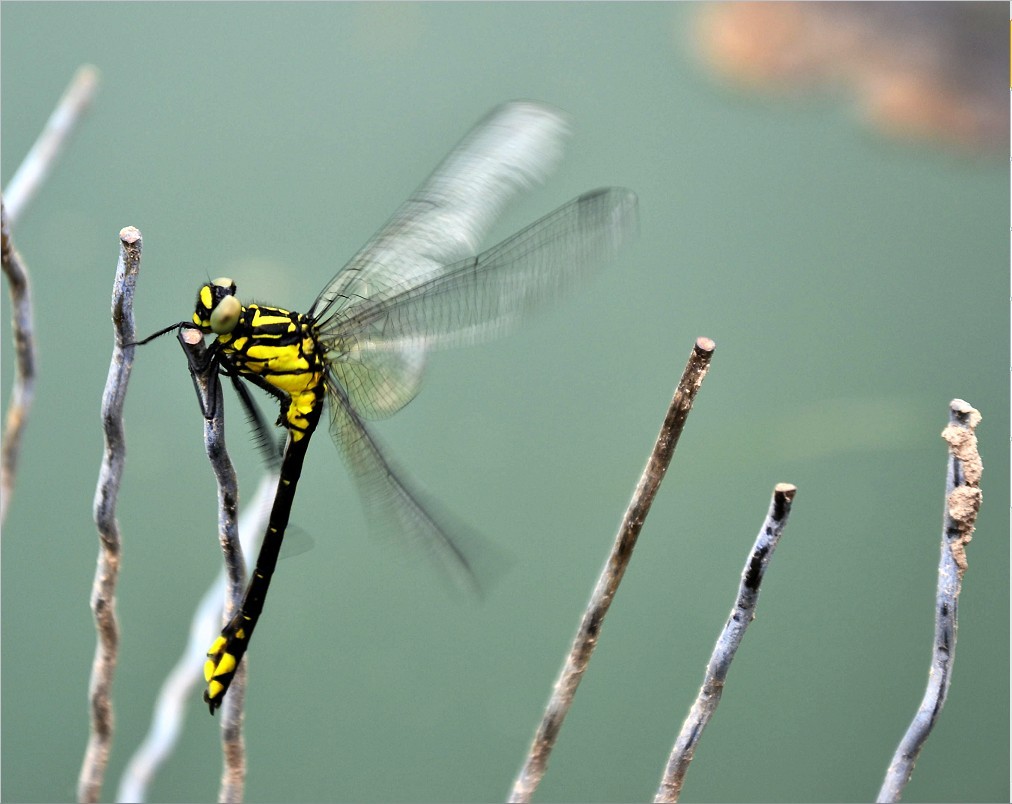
left=192, top=278, right=325, bottom=438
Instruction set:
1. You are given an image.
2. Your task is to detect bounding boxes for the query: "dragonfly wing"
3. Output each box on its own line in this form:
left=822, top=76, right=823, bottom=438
left=328, top=342, right=426, bottom=419
left=308, top=101, right=570, bottom=325
left=325, top=187, right=638, bottom=352
left=313, top=101, right=570, bottom=419
left=325, top=373, right=481, bottom=593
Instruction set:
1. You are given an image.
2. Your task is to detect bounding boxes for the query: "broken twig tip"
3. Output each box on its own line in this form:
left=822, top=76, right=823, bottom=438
left=941, top=401, right=982, bottom=486
left=948, top=398, right=981, bottom=429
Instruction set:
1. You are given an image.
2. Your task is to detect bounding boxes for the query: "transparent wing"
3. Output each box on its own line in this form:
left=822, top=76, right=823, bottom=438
left=325, top=373, right=482, bottom=593
left=308, top=101, right=570, bottom=325
left=320, top=187, right=638, bottom=354
left=329, top=343, right=427, bottom=419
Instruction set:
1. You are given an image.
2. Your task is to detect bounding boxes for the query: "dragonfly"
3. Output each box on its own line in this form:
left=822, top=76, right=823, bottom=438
left=134, top=102, right=638, bottom=714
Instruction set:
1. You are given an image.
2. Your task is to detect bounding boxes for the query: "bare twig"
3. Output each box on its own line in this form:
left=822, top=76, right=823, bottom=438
left=2, top=66, right=99, bottom=523
left=116, top=473, right=277, bottom=803
left=877, top=399, right=983, bottom=803
left=654, top=483, right=798, bottom=803
left=508, top=337, right=716, bottom=803
left=78, top=227, right=142, bottom=804
left=177, top=329, right=247, bottom=803
left=4, top=64, right=100, bottom=227
left=0, top=201, right=36, bottom=524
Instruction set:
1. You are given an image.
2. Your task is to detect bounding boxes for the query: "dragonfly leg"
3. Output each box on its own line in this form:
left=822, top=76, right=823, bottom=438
left=228, top=372, right=284, bottom=468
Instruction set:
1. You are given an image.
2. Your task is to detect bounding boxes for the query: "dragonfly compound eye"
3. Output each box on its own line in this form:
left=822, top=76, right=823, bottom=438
left=210, top=294, right=241, bottom=334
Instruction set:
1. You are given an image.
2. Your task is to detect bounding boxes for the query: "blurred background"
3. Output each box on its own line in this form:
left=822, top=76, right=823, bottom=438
left=2, top=3, right=1006, bottom=802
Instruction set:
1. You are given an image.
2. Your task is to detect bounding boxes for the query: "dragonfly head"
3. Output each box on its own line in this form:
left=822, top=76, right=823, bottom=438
left=193, top=277, right=242, bottom=335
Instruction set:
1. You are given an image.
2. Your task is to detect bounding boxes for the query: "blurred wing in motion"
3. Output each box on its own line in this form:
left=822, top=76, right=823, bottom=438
left=310, top=102, right=571, bottom=419
left=326, top=187, right=638, bottom=354
left=309, top=101, right=570, bottom=324
left=325, top=374, right=484, bottom=594
left=321, top=187, right=638, bottom=423
left=314, top=106, right=637, bottom=586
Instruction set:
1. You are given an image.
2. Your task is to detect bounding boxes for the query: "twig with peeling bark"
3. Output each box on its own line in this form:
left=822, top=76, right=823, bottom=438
left=654, top=483, right=798, bottom=803
left=877, top=399, right=983, bottom=803
left=177, top=328, right=247, bottom=803
left=0, top=202, right=36, bottom=525
left=2, top=65, right=100, bottom=522
left=508, top=337, right=716, bottom=804
left=78, top=227, right=142, bottom=804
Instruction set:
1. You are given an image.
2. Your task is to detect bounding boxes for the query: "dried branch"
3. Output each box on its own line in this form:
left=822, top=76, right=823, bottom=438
left=3, top=65, right=99, bottom=522
left=78, top=227, right=142, bottom=804
left=877, top=399, right=983, bottom=803
left=4, top=64, right=100, bottom=227
left=116, top=473, right=277, bottom=803
left=177, top=329, right=247, bottom=803
left=654, top=483, right=798, bottom=803
left=508, top=337, right=716, bottom=803
left=0, top=201, right=36, bottom=524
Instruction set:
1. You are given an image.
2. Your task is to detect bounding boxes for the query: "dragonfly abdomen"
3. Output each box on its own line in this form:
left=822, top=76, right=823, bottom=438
left=203, top=397, right=322, bottom=712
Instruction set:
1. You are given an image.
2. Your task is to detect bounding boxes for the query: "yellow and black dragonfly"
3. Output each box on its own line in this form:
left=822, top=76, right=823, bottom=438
left=135, top=102, right=638, bottom=713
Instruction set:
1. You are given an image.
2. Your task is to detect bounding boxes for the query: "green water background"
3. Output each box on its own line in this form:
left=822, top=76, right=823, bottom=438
left=2, top=4, right=1007, bottom=802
